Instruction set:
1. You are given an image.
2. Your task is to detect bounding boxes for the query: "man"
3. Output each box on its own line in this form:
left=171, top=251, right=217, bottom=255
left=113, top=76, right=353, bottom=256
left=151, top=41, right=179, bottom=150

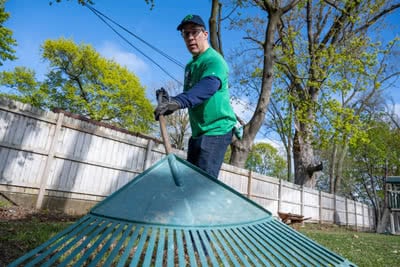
left=154, top=14, right=237, bottom=178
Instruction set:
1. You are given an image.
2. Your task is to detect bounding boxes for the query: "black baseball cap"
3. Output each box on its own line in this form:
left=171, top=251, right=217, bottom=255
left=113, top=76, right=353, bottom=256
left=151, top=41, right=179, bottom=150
left=177, top=14, right=206, bottom=31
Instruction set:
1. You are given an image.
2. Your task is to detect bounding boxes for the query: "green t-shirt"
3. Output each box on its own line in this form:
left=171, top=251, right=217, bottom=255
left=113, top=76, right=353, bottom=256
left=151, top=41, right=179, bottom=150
left=184, top=47, right=237, bottom=137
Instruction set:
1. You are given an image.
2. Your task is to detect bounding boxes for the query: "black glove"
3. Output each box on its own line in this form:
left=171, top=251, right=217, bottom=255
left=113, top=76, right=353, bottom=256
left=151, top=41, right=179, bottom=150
left=154, top=99, right=181, bottom=121
left=156, top=87, right=169, bottom=104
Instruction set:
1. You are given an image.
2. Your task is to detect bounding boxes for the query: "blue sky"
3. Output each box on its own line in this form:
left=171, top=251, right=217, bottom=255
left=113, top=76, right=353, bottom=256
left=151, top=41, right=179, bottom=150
left=2, top=0, right=400, bottom=116
left=2, top=0, right=218, bottom=92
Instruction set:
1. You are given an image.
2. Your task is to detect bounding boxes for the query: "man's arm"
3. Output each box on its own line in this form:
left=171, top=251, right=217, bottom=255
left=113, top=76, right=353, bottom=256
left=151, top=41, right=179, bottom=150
left=173, top=76, right=221, bottom=108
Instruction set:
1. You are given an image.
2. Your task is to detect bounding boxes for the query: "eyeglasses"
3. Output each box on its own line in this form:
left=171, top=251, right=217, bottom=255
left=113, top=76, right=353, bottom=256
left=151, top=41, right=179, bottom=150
left=181, top=28, right=204, bottom=39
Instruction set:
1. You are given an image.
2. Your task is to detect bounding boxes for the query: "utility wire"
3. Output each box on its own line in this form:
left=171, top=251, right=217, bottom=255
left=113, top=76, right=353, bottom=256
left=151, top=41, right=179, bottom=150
left=86, top=4, right=185, bottom=69
left=85, top=4, right=183, bottom=85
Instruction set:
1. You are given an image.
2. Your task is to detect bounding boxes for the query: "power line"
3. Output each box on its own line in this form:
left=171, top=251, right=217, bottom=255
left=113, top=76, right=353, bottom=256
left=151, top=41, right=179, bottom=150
left=85, top=4, right=184, bottom=85
left=86, top=4, right=185, bottom=69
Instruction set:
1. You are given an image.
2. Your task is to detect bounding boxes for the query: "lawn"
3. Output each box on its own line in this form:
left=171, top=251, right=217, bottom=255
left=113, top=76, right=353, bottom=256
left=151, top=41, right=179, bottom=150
left=297, top=223, right=400, bottom=267
left=1, top=206, right=399, bottom=266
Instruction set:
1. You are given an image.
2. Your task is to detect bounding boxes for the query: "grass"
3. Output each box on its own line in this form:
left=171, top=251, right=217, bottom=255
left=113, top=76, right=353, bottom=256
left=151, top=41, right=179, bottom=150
left=0, top=218, right=76, bottom=266
left=0, top=212, right=399, bottom=266
left=297, top=223, right=400, bottom=267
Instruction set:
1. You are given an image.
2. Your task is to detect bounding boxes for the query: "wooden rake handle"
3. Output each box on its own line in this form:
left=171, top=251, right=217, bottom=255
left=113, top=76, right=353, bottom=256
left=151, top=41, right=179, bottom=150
left=157, top=93, right=183, bottom=186
left=158, top=115, right=172, bottom=154
left=157, top=94, right=172, bottom=154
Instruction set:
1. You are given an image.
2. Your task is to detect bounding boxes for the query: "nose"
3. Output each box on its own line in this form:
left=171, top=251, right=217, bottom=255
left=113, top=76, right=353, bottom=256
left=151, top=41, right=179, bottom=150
left=185, top=36, right=195, bottom=43
left=186, top=33, right=196, bottom=40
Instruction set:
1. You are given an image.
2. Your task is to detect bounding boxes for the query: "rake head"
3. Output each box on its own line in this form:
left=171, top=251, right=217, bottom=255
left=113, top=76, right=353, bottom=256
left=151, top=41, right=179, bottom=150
left=10, top=155, right=357, bottom=266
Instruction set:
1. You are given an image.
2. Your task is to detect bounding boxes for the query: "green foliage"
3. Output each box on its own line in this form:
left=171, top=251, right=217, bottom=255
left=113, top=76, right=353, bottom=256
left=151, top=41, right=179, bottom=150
left=343, top=119, right=400, bottom=202
left=0, top=67, right=49, bottom=108
left=351, top=121, right=400, bottom=173
left=44, top=38, right=154, bottom=133
left=245, top=142, right=287, bottom=179
left=0, top=38, right=154, bottom=133
left=0, top=0, right=17, bottom=65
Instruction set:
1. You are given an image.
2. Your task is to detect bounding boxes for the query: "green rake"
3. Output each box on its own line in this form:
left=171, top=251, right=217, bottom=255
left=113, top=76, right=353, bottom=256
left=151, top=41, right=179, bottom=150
left=10, top=154, right=356, bottom=267
left=9, top=114, right=357, bottom=266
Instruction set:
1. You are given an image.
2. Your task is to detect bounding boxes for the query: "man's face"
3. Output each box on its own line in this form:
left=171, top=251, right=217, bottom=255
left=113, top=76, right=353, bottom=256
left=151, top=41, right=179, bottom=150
left=181, top=24, right=209, bottom=56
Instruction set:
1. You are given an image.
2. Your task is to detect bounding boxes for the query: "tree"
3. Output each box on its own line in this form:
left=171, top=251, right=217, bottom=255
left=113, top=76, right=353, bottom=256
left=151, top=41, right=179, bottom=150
left=263, top=93, right=295, bottom=182
left=0, top=38, right=154, bottom=133
left=0, top=66, right=48, bottom=108
left=0, top=0, right=17, bottom=65
left=226, top=0, right=400, bottom=187
left=323, top=39, right=399, bottom=194
left=245, top=142, right=287, bottom=179
left=346, top=118, right=400, bottom=232
left=277, top=1, right=400, bottom=187
left=218, top=0, right=302, bottom=170
left=52, top=0, right=400, bottom=189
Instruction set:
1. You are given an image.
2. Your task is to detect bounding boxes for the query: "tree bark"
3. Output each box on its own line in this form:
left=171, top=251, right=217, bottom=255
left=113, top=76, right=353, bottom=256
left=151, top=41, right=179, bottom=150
left=293, top=127, right=321, bottom=187
left=376, top=208, right=390, bottom=233
left=329, top=143, right=338, bottom=193
left=230, top=9, right=282, bottom=168
left=209, top=0, right=223, bottom=56
left=334, top=142, right=348, bottom=193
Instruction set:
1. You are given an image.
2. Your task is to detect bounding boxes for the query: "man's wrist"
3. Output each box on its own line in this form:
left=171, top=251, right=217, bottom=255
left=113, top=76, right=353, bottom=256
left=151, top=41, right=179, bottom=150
left=171, top=97, right=183, bottom=109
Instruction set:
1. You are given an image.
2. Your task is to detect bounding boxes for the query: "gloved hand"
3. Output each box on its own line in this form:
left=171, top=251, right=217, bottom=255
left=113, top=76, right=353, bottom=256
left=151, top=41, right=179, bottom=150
left=154, top=99, right=181, bottom=121
left=156, top=87, right=169, bottom=104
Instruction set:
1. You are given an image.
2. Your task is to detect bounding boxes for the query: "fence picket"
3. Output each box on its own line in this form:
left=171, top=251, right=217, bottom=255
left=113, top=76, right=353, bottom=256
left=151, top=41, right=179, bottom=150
left=0, top=98, right=375, bottom=229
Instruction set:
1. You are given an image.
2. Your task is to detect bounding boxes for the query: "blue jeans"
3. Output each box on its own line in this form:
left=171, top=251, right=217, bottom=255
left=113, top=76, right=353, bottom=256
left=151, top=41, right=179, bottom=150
left=187, top=130, right=233, bottom=178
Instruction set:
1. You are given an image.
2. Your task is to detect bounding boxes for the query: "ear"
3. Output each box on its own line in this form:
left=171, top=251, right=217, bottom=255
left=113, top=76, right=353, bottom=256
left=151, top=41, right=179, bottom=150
left=203, top=30, right=209, bottom=39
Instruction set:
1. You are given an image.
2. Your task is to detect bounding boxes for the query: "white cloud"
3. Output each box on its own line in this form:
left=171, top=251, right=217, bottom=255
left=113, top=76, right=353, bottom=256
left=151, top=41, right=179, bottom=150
left=97, top=41, right=149, bottom=75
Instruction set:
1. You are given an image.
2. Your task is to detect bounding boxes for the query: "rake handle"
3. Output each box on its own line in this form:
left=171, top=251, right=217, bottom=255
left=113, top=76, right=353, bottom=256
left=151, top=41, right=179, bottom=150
left=157, top=94, right=172, bottom=155
left=159, top=115, right=172, bottom=154
left=157, top=92, right=183, bottom=187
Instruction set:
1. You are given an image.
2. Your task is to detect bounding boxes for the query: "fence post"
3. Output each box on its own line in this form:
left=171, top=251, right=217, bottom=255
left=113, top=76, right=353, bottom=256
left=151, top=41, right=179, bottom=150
left=247, top=170, right=252, bottom=199
left=319, top=191, right=323, bottom=224
left=345, top=198, right=349, bottom=227
left=368, top=205, right=372, bottom=230
left=35, top=112, right=64, bottom=209
left=354, top=201, right=358, bottom=230
left=278, top=179, right=283, bottom=213
left=144, top=139, right=154, bottom=170
left=333, top=193, right=337, bottom=224
left=362, top=203, right=365, bottom=230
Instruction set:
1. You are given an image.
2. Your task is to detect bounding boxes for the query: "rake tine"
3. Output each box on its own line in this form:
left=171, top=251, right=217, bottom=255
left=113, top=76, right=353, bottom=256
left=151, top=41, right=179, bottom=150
left=130, top=226, right=150, bottom=266
left=116, top=225, right=142, bottom=267
left=87, top=222, right=128, bottom=267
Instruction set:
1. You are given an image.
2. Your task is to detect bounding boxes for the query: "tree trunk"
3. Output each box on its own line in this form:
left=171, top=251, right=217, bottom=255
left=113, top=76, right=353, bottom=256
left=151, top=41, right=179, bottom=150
left=209, top=0, right=223, bottom=56
left=286, top=137, right=293, bottom=182
left=334, top=142, right=348, bottom=193
left=229, top=134, right=252, bottom=167
left=230, top=10, right=282, bottom=168
left=286, top=103, right=294, bottom=182
left=376, top=208, right=390, bottom=233
left=293, top=129, right=314, bottom=187
left=329, top=143, right=338, bottom=193
left=293, top=120, right=323, bottom=188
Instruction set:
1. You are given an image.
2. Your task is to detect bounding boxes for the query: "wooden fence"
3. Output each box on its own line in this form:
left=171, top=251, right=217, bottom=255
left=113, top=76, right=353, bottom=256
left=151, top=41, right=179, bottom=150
left=0, top=97, right=375, bottom=230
